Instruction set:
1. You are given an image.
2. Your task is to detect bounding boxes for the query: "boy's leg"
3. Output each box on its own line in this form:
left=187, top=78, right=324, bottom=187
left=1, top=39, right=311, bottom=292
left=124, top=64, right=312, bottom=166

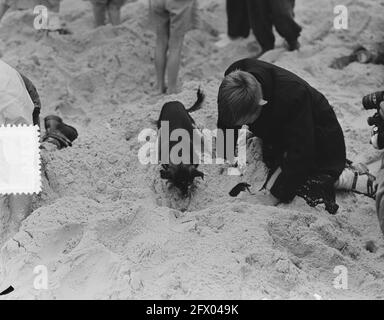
left=153, top=0, right=170, bottom=94
left=92, top=0, right=107, bottom=27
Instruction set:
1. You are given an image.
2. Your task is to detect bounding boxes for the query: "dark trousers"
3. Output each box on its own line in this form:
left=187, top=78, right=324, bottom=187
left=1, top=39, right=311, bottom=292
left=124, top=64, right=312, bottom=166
left=227, top=0, right=302, bottom=51
left=226, top=0, right=250, bottom=39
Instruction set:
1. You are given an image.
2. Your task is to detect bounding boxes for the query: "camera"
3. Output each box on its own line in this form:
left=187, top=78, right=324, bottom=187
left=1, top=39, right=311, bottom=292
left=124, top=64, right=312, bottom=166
left=365, top=91, right=384, bottom=149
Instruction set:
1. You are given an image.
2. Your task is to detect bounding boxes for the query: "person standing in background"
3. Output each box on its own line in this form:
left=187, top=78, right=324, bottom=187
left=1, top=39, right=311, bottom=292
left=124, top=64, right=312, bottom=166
left=150, top=0, right=198, bottom=94
left=215, top=0, right=251, bottom=48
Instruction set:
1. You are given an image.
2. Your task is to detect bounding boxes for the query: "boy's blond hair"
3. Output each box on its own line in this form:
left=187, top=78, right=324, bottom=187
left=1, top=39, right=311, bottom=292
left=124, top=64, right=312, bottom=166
left=217, top=70, right=263, bottom=128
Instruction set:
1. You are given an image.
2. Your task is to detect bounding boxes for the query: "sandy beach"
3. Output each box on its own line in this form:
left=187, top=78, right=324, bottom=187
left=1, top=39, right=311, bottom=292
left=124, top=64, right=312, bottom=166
left=0, top=0, right=383, bottom=299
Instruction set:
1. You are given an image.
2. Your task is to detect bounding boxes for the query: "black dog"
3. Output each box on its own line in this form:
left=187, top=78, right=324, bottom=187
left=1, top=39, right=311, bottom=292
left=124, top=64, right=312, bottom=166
left=157, top=89, right=205, bottom=196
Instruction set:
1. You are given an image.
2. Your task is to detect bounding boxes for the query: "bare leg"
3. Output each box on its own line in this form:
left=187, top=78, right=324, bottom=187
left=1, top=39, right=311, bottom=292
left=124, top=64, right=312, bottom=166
left=0, top=2, right=10, bottom=21
left=167, top=32, right=185, bottom=94
left=107, top=4, right=121, bottom=26
left=155, top=19, right=170, bottom=94
left=92, top=3, right=107, bottom=27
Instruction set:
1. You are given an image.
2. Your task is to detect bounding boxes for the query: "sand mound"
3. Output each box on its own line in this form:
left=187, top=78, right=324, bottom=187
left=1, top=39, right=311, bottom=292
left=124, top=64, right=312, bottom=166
left=0, top=0, right=383, bottom=299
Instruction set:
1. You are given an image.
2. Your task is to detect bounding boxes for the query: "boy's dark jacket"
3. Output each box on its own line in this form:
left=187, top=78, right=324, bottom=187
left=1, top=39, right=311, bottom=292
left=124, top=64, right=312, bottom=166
left=220, top=58, right=346, bottom=202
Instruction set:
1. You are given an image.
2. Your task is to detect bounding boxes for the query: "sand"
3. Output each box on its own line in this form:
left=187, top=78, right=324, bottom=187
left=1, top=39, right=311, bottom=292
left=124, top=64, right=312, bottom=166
left=0, top=0, right=383, bottom=299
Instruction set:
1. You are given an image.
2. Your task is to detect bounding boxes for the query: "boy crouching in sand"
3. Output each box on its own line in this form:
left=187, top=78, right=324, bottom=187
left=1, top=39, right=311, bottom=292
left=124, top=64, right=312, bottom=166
left=150, top=0, right=198, bottom=94
left=217, top=58, right=376, bottom=213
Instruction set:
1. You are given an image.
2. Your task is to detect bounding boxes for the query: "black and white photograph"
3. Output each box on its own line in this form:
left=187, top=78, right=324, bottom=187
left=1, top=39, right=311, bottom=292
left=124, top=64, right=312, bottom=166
left=0, top=0, right=383, bottom=305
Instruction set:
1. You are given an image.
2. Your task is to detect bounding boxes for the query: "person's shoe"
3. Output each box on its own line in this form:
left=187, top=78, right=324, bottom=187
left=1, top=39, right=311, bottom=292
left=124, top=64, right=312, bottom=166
left=43, top=115, right=78, bottom=149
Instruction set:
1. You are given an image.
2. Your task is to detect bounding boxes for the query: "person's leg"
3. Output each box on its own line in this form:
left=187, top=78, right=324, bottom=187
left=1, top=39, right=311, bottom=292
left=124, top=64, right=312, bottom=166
left=216, top=0, right=249, bottom=48
left=246, top=0, right=275, bottom=52
left=151, top=0, right=170, bottom=94
left=92, top=1, right=107, bottom=27
left=167, top=31, right=184, bottom=94
left=166, top=0, right=197, bottom=94
left=269, top=0, right=302, bottom=51
left=154, top=15, right=170, bottom=94
left=227, top=0, right=250, bottom=39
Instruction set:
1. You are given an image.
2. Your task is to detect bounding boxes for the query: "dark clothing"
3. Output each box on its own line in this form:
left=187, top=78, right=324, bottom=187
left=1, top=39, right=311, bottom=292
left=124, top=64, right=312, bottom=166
left=220, top=58, right=346, bottom=203
left=226, top=0, right=250, bottom=39
left=20, top=74, right=41, bottom=127
left=226, top=0, right=301, bottom=51
left=249, top=0, right=301, bottom=51
left=296, top=174, right=339, bottom=214
left=157, top=101, right=196, bottom=165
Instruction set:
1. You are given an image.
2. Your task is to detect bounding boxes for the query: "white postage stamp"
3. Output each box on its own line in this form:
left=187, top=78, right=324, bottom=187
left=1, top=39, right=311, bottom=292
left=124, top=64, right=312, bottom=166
left=0, top=125, right=41, bottom=195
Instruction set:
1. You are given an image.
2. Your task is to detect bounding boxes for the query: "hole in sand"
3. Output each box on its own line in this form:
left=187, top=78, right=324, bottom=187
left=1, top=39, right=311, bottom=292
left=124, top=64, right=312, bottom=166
left=365, top=240, right=378, bottom=253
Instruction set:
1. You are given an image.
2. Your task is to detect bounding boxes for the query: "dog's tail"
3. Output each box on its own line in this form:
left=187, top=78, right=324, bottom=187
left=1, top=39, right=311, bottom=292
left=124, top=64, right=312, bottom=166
left=186, top=87, right=205, bottom=113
